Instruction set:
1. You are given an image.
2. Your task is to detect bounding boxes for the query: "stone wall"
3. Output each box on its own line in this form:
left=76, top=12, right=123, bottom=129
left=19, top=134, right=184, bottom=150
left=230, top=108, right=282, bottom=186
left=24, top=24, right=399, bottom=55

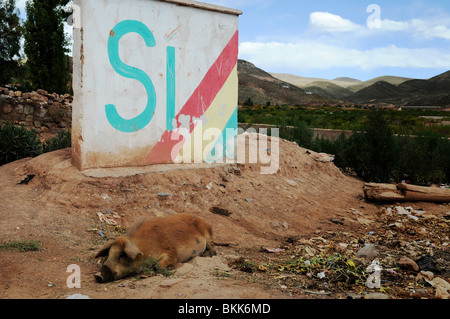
left=0, top=87, right=72, bottom=136
left=238, top=123, right=353, bottom=141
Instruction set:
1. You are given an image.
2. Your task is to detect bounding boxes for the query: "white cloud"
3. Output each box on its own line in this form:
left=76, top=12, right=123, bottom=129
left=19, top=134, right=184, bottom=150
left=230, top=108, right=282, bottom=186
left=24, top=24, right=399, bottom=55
left=239, top=41, right=450, bottom=72
left=309, top=12, right=361, bottom=33
left=308, top=11, right=450, bottom=41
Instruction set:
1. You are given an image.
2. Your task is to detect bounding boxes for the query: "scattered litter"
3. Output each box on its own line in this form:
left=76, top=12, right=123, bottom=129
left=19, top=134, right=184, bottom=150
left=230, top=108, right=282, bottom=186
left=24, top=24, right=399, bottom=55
left=98, top=230, right=105, bottom=238
left=416, top=255, right=441, bottom=274
left=382, top=206, right=425, bottom=222
left=317, top=272, right=326, bottom=279
left=330, top=218, right=344, bottom=225
left=99, top=193, right=111, bottom=201
left=210, top=206, right=232, bottom=217
left=206, top=182, right=213, bottom=190
left=97, top=212, right=118, bottom=226
left=245, top=198, right=253, bottom=203
left=66, top=294, right=91, bottom=299
left=304, top=290, right=331, bottom=295
left=157, top=192, right=170, bottom=197
left=17, top=174, right=35, bottom=185
left=261, top=246, right=285, bottom=253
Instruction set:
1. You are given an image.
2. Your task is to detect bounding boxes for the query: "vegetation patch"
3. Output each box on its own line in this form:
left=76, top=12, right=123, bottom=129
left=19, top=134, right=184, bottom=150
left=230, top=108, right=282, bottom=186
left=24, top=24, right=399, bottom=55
left=0, top=122, right=71, bottom=166
left=0, top=240, right=42, bottom=252
left=138, top=257, right=175, bottom=278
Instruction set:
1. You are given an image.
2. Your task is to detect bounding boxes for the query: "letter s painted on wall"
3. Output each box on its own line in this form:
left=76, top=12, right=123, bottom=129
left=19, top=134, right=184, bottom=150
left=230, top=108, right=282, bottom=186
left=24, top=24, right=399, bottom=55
left=106, top=20, right=157, bottom=133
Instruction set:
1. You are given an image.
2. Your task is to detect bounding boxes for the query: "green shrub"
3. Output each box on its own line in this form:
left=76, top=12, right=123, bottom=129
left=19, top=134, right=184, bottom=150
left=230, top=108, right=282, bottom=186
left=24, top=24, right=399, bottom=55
left=279, top=121, right=313, bottom=149
left=397, top=133, right=450, bottom=185
left=338, top=111, right=399, bottom=183
left=0, top=122, right=42, bottom=166
left=311, top=134, right=348, bottom=170
left=42, top=130, right=71, bottom=153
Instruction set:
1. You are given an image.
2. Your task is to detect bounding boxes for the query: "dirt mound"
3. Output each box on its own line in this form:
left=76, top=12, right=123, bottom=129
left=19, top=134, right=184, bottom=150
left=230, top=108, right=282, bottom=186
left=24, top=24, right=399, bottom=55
left=0, top=135, right=393, bottom=299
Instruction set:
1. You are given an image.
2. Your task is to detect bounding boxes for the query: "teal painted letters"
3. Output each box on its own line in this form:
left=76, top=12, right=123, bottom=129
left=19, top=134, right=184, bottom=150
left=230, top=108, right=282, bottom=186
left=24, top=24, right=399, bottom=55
left=166, top=46, right=176, bottom=131
left=106, top=20, right=157, bottom=133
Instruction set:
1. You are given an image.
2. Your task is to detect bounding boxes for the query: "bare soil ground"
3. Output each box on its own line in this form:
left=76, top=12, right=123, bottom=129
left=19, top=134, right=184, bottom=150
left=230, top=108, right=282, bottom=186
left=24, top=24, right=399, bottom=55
left=0, top=135, right=448, bottom=299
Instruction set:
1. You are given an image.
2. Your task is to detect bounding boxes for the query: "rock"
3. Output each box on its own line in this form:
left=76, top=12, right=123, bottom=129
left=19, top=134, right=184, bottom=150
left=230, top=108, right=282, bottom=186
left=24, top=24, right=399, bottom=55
left=356, top=244, right=378, bottom=259
left=175, top=263, right=195, bottom=275
left=397, top=257, right=419, bottom=272
left=416, top=255, right=441, bottom=274
left=15, top=104, right=24, bottom=114
left=364, top=292, right=390, bottom=299
left=159, top=278, right=184, bottom=288
left=330, top=218, right=344, bottom=225
left=2, top=105, right=13, bottom=114
left=336, top=243, right=348, bottom=253
left=24, top=105, right=34, bottom=115
left=48, top=104, right=64, bottom=123
left=34, top=107, right=47, bottom=118
left=157, top=193, right=170, bottom=197
left=285, top=179, right=297, bottom=187
left=420, top=271, right=435, bottom=281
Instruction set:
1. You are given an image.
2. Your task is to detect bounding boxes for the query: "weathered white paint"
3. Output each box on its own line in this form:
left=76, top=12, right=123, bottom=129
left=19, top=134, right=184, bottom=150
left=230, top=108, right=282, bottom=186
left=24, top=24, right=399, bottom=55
left=72, top=0, right=241, bottom=170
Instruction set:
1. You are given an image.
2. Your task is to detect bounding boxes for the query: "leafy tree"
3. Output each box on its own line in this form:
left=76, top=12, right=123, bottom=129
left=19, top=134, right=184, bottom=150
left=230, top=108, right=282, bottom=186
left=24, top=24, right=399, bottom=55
left=23, top=0, right=71, bottom=93
left=0, top=0, right=22, bottom=85
left=340, top=110, right=398, bottom=183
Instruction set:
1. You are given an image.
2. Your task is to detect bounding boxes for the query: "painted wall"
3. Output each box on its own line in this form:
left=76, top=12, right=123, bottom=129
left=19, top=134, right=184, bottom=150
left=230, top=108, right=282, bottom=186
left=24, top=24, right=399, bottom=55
left=72, top=0, right=241, bottom=170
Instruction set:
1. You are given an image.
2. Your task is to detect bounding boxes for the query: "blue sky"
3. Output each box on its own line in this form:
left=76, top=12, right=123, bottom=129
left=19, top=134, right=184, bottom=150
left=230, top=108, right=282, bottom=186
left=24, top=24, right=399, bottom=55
left=16, top=0, right=450, bottom=81
left=208, top=0, right=450, bottom=81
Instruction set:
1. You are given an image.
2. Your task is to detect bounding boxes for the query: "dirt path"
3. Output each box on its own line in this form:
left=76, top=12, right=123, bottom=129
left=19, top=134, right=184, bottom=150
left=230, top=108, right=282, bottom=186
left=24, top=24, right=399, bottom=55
left=0, top=136, right=448, bottom=299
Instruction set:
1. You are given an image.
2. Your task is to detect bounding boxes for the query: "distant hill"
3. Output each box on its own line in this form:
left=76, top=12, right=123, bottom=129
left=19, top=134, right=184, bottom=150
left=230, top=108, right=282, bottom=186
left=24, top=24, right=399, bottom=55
left=271, top=73, right=361, bottom=89
left=242, top=61, right=450, bottom=107
left=344, top=71, right=450, bottom=106
left=304, top=81, right=354, bottom=99
left=238, top=60, right=339, bottom=106
left=346, top=76, right=413, bottom=93
left=344, top=81, right=404, bottom=104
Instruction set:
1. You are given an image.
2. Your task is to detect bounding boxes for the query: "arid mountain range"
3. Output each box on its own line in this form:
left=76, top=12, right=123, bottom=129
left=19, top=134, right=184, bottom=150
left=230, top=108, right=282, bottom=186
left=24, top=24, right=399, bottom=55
left=238, top=59, right=450, bottom=107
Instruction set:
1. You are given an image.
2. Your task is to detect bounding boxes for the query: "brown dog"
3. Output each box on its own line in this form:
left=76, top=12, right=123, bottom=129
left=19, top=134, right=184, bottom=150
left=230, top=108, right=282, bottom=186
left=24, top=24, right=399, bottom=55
left=94, top=214, right=216, bottom=282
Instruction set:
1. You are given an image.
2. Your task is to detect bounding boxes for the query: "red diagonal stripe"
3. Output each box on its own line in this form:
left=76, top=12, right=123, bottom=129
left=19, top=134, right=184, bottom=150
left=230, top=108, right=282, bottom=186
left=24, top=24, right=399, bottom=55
left=146, top=30, right=239, bottom=164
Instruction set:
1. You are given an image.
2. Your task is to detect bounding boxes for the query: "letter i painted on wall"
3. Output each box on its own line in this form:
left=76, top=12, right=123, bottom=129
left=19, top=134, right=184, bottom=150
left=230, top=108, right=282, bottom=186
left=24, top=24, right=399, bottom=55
left=166, top=46, right=176, bottom=132
left=105, top=20, right=157, bottom=133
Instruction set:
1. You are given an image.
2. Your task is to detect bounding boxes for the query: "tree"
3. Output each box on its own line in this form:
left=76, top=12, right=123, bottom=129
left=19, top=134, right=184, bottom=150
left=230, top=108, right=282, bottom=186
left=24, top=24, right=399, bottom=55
left=23, top=0, right=71, bottom=93
left=341, top=110, right=398, bottom=183
left=0, top=0, right=22, bottom=85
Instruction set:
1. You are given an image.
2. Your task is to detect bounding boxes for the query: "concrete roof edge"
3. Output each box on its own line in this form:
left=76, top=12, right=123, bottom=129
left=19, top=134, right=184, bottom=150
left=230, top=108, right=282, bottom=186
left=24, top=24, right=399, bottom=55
left=158, top=0, right=243, bottom=15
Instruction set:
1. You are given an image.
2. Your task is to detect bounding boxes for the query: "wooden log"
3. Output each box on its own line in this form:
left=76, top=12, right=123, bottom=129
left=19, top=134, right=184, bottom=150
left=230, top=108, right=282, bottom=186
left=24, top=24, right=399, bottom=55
left=363, top=183, right=407, bottom=202
left=363, top=182, right=450, bottom=203
left=396, top=183, right=450, bottom=202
